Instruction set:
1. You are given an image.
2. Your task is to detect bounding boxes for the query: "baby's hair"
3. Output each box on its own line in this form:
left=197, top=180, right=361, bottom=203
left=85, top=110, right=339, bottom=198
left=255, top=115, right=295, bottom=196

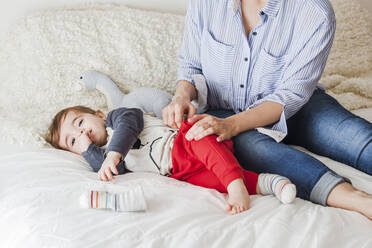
left=47, top=105, right=96, bottom=149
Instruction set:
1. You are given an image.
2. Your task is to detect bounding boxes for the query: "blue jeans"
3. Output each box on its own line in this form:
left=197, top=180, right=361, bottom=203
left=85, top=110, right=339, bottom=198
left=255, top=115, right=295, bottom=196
left=207, top=89, right=372, bottom=205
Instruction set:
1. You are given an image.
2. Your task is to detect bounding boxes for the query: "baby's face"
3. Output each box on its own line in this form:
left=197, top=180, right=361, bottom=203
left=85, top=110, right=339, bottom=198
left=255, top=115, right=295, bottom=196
left=58, top=110, right=108, bottom=154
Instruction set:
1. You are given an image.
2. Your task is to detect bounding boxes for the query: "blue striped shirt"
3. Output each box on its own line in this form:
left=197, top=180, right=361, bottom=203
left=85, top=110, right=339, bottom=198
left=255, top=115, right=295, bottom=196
left=177, top=0, right=336, bottom=141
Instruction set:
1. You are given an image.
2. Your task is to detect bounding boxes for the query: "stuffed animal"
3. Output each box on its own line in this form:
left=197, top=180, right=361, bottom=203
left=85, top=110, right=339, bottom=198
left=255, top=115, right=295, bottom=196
left=80, top=71, right=208, bottom=117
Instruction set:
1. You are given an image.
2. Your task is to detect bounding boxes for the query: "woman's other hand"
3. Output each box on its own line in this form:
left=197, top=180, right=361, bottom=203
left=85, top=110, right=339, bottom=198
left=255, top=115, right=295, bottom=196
left=185, top=114, right=238, bottom=142
left=162, top=95, right=196, bottom=128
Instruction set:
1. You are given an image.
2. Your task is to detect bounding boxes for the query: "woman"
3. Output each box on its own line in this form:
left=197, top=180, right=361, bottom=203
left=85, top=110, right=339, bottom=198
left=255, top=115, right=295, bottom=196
left=162, top=0, right=372, bottom=219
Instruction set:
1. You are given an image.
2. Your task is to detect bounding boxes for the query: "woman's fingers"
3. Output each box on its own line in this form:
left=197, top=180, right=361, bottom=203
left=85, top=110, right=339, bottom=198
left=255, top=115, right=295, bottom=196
left=162, top=105, right=173, bottom=127
left=185, top=115, right=213, bottom=140
left=174, top=105, right=184, bottom=128
left=185, top=122, right=201, bottom=140
left=186, top=104, right=197, bottom=119
left=195, top=127, right=214, bottom=141
left=167, top=109, right=176, bottom=128
left=217, top=133, right=228, bottom=142
left=162, top=97, right=195, bottom=128
left=162, top=107, right=168, bottom=126
left=173, top=103, right=195, bottom=128
left=187, top=114, right=206, bottom=123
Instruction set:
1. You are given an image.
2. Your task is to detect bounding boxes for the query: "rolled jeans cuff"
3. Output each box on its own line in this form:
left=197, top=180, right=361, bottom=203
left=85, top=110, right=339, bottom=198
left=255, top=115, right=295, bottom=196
left=309, top=171, right=351, bottom=206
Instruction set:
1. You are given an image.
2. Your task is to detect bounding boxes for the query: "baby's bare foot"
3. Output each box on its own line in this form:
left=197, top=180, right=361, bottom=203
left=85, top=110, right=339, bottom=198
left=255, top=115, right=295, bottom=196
left=226, top=178, right=250, bottom=215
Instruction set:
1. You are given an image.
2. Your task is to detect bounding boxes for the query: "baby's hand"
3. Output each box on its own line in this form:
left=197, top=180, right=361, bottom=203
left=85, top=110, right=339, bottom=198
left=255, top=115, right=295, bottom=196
left=98, top=151, right=121, bottom=181
left=72, top=131, right=92, bottom=155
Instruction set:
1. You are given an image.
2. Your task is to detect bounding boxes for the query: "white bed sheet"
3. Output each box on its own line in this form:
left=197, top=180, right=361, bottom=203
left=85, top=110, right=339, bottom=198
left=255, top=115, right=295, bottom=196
left=0, top=108, right=372, bottom=248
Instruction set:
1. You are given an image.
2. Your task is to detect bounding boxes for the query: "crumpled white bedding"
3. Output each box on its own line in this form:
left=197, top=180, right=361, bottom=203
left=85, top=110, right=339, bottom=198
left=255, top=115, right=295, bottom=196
left=0, top=107, right=371, bottom=248
left=0, top=147, right=371, bottom=248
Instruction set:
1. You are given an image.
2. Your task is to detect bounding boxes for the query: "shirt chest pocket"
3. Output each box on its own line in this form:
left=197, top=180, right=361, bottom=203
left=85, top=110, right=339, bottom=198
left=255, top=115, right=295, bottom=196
left=252, top=49, right=288, bottom=96
left=200, top=30, right=235, bottom=89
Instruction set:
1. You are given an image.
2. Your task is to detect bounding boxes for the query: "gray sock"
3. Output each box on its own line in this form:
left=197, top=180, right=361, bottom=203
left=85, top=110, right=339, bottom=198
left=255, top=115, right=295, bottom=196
left=258, top=173, right=297, bottom=204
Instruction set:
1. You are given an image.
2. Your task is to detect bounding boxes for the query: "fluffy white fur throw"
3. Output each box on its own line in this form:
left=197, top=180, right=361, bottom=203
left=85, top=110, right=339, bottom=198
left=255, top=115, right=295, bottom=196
left=0, top=0, right=371, bottom=146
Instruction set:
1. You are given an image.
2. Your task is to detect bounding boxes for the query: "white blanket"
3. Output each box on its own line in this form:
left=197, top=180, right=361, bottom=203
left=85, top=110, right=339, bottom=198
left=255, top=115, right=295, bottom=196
left=0, top=142, right=371, bottom=248
left=0, top=109, right=371, bottom=248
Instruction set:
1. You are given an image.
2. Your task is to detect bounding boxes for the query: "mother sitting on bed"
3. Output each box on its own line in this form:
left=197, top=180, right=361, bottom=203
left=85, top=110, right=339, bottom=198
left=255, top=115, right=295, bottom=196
left=162, top=0, right=372, bottom=219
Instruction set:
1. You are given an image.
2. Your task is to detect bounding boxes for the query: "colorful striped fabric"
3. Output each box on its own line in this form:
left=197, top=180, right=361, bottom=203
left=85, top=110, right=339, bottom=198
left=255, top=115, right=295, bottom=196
left=177, top=0, right=336, bottom=140
left=82, top=187, right=147, bottom=212
left=90, top=190, right=119, bottom=211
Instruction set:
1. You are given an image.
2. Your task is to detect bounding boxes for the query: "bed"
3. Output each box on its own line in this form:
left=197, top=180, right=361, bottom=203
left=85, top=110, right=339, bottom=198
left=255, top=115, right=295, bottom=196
left=0, top=0, right=371, bottom=247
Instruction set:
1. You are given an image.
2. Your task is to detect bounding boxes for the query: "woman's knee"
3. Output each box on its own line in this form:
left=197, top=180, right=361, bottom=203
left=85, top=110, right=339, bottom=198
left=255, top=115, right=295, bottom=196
left=233, top=130, right=273, bottom=154
left=232, top=130, right=278, bottom=167
left=356, top=138, right=372, bottom=175
left=335, top=117, right=372, bottom=174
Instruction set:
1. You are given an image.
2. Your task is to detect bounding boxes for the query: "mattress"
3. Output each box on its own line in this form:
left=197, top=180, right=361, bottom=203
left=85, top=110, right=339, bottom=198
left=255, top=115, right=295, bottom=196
left=0, top=108, right=371, bottom=248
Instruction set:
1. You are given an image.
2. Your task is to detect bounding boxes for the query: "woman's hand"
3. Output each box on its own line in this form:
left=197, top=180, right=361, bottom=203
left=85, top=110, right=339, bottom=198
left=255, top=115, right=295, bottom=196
left=98, top=151, right=121, bottom=181
left=162, top=96, right=197, bottom=128
left=185, top=114, right=238, bottom=142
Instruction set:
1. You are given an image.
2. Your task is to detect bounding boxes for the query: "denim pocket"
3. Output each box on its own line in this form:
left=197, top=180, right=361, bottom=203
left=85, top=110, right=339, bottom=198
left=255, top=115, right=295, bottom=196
left=252, top=49, right=288, bottom=97
left=200, top=30, right=235, bottom=105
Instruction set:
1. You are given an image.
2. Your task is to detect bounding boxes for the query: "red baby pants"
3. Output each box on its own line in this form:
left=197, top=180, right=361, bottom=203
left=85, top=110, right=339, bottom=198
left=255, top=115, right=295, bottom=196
left=170, top=121, right=258, bottom=194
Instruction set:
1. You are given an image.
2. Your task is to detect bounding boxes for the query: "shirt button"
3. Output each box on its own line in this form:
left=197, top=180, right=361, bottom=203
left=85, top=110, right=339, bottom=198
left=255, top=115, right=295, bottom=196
left=244, top=57, right=248, bottom=61
left=252, top=32, right=257, bottom=36
left=240, top=84, right=244, bottom=88
left=260, top=11, right=265, bottom=15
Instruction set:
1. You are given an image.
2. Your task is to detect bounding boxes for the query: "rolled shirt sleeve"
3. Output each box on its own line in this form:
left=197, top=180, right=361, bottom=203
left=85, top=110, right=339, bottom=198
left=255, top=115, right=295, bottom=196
left=82, top=143, right=130, bottom=175
left=105, top=107, right=144, bottom=157
left=177, top=0, right=203, bottom=85
left=81, top=108, right=143, bottom=174
left=249, top=18, right=336, bottom=142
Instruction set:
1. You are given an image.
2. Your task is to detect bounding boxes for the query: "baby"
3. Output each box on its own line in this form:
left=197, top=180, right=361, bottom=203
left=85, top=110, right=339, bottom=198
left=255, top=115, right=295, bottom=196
left=47, top=104, right=297, bottom=215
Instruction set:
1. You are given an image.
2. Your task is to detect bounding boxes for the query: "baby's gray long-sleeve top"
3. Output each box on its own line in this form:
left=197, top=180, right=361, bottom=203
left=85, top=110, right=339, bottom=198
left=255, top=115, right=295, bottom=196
left=82, top=107, right=144, bottom=174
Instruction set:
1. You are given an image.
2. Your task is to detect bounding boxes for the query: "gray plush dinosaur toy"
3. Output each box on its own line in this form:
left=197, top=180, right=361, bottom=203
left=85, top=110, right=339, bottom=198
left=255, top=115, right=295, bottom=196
left=80, top=71, right=208, bottom=118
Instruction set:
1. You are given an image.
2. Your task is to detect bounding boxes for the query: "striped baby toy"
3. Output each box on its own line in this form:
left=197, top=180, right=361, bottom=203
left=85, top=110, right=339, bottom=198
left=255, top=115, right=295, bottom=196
left=80, top=185, right=147, bottom=212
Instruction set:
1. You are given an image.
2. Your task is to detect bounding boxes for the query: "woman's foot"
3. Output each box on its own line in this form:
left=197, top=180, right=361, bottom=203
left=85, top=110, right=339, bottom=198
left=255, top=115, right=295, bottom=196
left=357, top=191, right=372, bottom=220
left=226, top=178, right=250, bottom=215
left=327, top=182, right=372, bottom=220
